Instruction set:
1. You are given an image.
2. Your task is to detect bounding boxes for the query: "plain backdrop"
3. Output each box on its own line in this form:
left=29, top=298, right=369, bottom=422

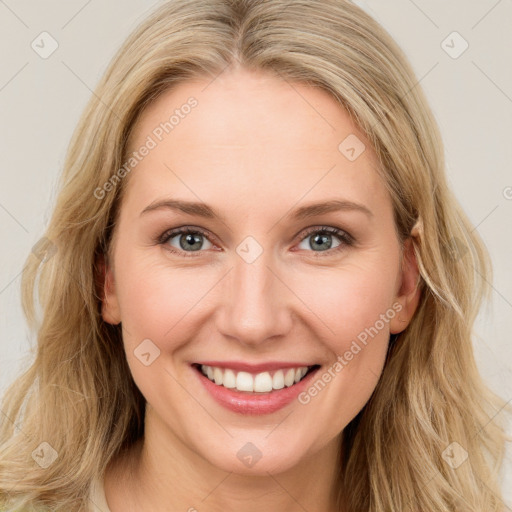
left=0, top=0, right=511, bottom=506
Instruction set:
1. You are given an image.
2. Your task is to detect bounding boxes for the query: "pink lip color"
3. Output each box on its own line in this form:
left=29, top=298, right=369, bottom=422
left=193, top=364, right=320, bottom=415
left=195, top=360, right=315, bottom=373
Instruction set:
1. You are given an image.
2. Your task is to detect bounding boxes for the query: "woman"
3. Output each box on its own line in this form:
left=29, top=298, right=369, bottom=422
left=0, top=0, right=509, bottom=510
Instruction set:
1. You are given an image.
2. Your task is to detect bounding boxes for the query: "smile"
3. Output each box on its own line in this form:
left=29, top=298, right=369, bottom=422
left=198, top=364, right=317, bottom=393
left=191, top=362, right=321, bottom=415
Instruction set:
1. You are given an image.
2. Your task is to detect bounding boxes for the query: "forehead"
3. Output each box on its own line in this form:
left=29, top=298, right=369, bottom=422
left=123, top=67, right=388, bottom=215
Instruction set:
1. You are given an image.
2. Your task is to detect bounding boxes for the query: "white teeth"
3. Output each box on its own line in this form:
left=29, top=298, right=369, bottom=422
left=272, top=370, right=285, bottom=390
left=213, top=367, right=223, bottom=385
left=284, top=368, right=295, bottom=387
left=200, top=365, right=312, bottom=392
left=223, top=369, right=236, bottom=389
left=254, top=372, right=273, bottom=392
left=236, top=371, right=254, bottom=392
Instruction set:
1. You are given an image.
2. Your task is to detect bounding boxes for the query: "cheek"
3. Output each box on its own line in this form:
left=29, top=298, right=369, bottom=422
left=289, top=261, right=399, bottom=423
left=115, top=257, right=203, bottom=344
left=331, top=278, right=396, bottom=354
left=113, top=256, right=207, bottom=402
left=287, top=259, right=399, bottom=350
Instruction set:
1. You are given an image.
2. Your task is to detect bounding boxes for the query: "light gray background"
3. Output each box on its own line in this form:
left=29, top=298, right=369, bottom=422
left=0, top=0, right=510, bottom=506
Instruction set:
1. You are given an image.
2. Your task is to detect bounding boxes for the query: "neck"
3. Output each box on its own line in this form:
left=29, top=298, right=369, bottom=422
left=105, top=407, right=343, bottom=512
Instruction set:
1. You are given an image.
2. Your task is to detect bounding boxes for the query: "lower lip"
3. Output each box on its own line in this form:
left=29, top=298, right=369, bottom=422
left=193, top=365, right=321, bottom=415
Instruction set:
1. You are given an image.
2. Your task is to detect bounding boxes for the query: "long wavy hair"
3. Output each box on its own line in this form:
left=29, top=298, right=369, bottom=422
left=0, top=0, right=509, bottom=510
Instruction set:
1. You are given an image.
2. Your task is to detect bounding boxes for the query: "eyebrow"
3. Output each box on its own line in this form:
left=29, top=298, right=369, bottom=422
left=140, top=198, right=373, bottom=220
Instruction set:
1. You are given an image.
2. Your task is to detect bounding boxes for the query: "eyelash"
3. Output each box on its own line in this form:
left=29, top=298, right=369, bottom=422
left=157, top=225, right=354, bottom=258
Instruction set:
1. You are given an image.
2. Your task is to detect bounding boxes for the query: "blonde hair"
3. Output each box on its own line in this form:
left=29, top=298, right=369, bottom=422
left=1, top=0, right=509, bottom=510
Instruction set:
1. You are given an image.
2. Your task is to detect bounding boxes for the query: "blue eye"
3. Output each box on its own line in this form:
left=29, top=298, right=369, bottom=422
left=160, top=227, right=213, bottom=257
left=158, top=225, right=354, bottom=258
left=296, top=226, right=353, bottom=254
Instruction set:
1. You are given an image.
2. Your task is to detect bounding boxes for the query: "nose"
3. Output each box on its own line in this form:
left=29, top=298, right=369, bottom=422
left=216, top=248, right=293, bottom=347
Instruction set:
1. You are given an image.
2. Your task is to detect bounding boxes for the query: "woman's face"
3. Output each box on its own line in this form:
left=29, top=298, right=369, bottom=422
left=102, top=66, right=419, bottom=475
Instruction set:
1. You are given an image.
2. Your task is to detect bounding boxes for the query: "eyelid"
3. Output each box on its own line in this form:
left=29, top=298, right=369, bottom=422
left=158, top=224, right=354, bottom=257
left=295, top=225, right=354, bottom=245
left=156, top=225, right=222, bottom=248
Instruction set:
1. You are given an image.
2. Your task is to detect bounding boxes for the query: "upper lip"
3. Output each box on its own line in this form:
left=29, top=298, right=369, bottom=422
left=193, top=361, right=319, bottom=373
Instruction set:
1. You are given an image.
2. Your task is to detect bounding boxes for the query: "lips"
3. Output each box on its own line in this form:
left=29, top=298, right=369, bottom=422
left=194, top=361, right=318, bottom=373
left=191, top=361, right=322, bottom=415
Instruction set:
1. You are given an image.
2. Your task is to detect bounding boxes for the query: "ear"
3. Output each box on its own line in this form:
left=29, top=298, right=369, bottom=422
left=97, top=253, right=121, bottom=325
left=389, top=225, right=422, bottom=334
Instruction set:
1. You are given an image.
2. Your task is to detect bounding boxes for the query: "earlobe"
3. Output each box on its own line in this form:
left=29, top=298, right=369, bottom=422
left=389, top=230, right=422, bottom=334
left=97, top=253, right=121, bottom=326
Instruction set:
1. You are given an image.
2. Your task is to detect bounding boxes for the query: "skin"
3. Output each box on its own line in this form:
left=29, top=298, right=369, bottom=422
left=100, top=65, right=420, bottom=512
